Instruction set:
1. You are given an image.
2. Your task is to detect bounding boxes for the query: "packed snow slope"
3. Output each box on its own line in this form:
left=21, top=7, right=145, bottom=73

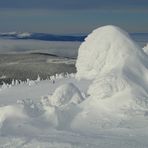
left=0, top=25, right=148, bottom=147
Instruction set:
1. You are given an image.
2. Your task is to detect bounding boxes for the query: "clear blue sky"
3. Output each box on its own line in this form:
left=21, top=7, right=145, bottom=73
left=0, top=0, right=148, bottom=34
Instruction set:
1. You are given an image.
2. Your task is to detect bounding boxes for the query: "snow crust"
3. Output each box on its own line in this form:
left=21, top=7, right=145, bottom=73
left=0, top=25, right=148, bottom=147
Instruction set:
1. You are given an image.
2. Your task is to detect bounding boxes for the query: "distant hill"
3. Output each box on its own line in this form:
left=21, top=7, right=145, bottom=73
left=0, top=32, right=86, bottom=42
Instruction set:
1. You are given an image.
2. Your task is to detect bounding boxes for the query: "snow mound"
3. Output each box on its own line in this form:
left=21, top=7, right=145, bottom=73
left=17, top=99, right=43, bottom=117
left=0, top=105, right=25, bottom=130
left=76, top=25, right=147, bottom=79
left=49, top=83, right=84, bottom=107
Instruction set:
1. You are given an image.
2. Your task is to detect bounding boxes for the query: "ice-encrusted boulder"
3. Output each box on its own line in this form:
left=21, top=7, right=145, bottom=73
left=49, top=83, right=84, bottom=107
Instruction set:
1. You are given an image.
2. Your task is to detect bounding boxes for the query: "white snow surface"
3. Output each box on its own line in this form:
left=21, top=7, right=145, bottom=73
left=17, top=32, right=32, bottom=38
left=0, top=25, right=148, bottom=147
left=49, top=83, right=84, bottom=107
left=143, top=43, right=148, bottom=55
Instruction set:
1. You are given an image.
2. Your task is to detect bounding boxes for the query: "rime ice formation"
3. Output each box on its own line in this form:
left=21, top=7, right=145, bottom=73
left=76, top=25, right=148, bottom=111
left=76, top=25, right=147, bottom=80
left=143, top=43, right=148, bottom=55
left=76, top=25, right=148, bottom=104
left=48, top=83, right=84, bottom=107
left=72, top=25, right=148, bottom=130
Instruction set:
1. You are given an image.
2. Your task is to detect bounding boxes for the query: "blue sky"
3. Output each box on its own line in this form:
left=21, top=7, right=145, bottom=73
left=0, top=0, right=148, bottom=34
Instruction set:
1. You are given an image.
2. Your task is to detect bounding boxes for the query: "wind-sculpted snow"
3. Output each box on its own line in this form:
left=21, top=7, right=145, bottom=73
left=74, top=25, right=148, bottom=131
left=88, top=72, right=128, bottom=99
left=143, top=43, right=148, bottom=55
left=0, top=25, right=148, bottom=147
left=76, top=25, right=147, bottom=79
left=49, top=83, right=84, bottom=107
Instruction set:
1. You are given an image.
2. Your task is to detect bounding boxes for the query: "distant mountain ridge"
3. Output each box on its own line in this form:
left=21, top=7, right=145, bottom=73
left=0, top=32, right=148, bottom=43
left=0, top=32, right=86, bottom=42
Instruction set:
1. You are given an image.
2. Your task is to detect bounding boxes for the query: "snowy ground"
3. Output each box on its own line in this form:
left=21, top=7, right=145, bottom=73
left=0, top=76, right=148, bottom=148
left=0, top=25, right=148, bottom=148
left=0, top=76, right=146, bottom=147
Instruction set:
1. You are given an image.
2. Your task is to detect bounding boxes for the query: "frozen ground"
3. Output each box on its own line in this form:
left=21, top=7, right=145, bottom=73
left=0, top=25, right=148, bottom=148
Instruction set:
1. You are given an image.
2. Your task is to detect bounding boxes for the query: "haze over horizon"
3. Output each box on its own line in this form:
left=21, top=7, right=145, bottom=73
left=0, top=0, right=148, bottom=34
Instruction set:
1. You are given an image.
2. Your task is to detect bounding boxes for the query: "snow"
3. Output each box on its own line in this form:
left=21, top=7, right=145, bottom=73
left=0, top=25, right=148, bottom=147
left=48, top=83, right=84, bottom=107
left=0, top=32, right=17, bottom=35
left=74, top=25, right=148, bottom=132
left=17, top=32, right=31, bottom=38
left=143, top=43, right=148, bottom=55
left=76, top=25, right=147, bottom=79
left=0, top=32, right=31, bottom=38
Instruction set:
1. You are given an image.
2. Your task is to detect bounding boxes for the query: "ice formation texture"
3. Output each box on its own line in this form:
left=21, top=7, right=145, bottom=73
left=49, top=83, right=84, bottom=107
left=76, top=25, right=147, bottom=80
left=74, top=25, right=148, bottom=130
